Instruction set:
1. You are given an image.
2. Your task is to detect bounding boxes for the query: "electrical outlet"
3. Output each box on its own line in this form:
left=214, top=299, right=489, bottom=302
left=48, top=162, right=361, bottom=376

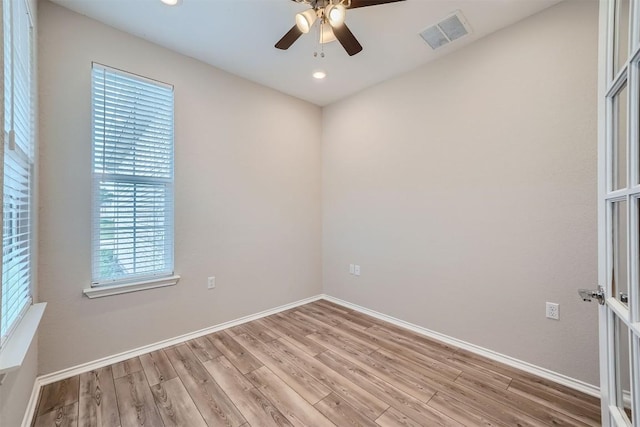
left=207, top=276, right=216, bottom=289
left=349, top=264, right=355, bottom=274
left=354, top=265, right=361, bottom=276
left=546, top=302, right=559, bottom=320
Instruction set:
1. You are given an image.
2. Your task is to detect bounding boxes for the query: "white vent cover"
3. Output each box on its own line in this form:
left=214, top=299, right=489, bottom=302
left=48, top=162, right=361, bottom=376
left=420, top=10, right=472, bottom=50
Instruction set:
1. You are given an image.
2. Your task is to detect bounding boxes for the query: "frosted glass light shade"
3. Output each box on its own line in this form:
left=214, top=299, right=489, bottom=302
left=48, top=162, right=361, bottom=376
left=296, top=9, right=317, bottom=33
left=327, top=4, right=346, bottom=27
left=320, top=24, right=337, bottom=44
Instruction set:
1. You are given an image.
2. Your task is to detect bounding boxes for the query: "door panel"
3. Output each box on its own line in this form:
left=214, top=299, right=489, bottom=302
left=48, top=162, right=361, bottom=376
left=598, top=0, right=640, bottom=426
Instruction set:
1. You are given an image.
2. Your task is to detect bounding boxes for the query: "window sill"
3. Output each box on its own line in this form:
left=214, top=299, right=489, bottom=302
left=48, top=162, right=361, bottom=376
left=0, top=302, right=47, bottom=381
left=83, top=275, right=180, bottom=299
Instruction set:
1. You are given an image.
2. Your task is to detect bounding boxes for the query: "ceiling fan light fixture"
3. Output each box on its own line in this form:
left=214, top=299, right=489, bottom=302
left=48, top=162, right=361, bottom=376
left=326, top=3, right=346, bottom=27
left=276, top=0, right=407, bottom=56
left=320, top=24, right=337, bottom=43
left=160, top=0, right=182, bottom=6
left=295, top=9, right=317, bottom=34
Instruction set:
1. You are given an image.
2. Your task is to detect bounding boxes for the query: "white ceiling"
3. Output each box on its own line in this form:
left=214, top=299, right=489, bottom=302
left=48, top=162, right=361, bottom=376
left=50, top=0, right=561, bottom=106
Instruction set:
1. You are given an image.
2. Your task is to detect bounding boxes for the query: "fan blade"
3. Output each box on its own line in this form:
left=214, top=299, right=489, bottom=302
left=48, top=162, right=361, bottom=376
left=275, top=25, right=304, bottom=50
left=348, top=0, right=405, bottom=8
left=331, top=23, right=363, bottom=56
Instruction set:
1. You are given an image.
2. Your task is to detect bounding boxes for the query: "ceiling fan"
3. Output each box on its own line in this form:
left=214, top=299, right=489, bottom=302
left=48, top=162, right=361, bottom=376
left=275, top=0, right=406, bottom=56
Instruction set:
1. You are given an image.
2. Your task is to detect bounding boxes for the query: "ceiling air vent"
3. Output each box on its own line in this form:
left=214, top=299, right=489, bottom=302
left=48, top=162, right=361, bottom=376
left=419, top=10, right=471, bottom=50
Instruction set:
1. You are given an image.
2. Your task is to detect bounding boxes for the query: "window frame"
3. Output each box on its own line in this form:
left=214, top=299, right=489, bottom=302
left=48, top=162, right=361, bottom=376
left=0, top=0, right=46, bottom=382
left=86, top=63, right=179, bottom=298
left=0, top=0, right=35, bottom=351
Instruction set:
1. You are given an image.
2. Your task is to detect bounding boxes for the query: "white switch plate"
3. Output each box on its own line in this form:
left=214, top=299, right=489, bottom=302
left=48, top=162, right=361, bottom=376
left=349, top=264, right=355, bottom=274
left=207, top=276, right=216, bottom=289
left=354, top=265, right=361, bottom=276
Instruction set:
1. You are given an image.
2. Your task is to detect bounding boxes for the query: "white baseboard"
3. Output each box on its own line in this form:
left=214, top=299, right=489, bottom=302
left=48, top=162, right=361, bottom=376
left=21, top=294, right=322, bottom=427
left=321, top=294, right=601, bottom=399
left=23, top=292, right=602, bottom=426
left=20, top=376, right=43, bottom=427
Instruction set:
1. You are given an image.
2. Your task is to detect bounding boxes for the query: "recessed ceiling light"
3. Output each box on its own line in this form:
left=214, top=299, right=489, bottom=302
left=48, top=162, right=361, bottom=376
left=313, top=71, right=327, bottom=80
left=161, top=0, right=182, bottom=6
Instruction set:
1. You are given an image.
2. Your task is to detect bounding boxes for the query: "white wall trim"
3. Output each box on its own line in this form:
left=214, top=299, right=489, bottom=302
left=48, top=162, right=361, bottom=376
left=0, top=303, right=47, bottom=377
left=320, top=294, right=601, bottom=399
left=20, top=376, right=43, bottom=427
left=23, top=293, right=602, bottom=426
left=82, top=275, right=181, bottom=299
left=20, top=294, right=322, bottom=426
left=38, top=294, right=322, bottom=386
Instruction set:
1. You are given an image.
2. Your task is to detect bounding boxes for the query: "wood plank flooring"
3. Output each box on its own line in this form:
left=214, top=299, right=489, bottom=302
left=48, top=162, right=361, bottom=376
left=31, top=300, right=602, bottom=427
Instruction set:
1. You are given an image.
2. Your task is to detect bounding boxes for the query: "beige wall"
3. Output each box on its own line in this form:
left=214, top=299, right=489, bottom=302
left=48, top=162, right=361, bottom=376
left=0, top=0, right=39, bottom=424
left=37, top=0, right=322, bottom=375
left=36, top=0, right=599, bottom=391
left=322, top=0, right=600, bottom=385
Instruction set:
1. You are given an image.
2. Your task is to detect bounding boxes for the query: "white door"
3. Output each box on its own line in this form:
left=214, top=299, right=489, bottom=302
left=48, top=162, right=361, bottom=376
left=595, top=0, right=640, bottom=425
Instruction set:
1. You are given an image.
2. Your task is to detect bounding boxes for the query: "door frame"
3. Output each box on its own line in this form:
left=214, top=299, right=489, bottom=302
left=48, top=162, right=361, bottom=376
left=598, top=0, right=640, bottom=425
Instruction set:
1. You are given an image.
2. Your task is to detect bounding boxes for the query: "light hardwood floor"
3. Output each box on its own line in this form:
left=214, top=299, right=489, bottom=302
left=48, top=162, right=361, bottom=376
left=31, top=299, right=602, bottom=426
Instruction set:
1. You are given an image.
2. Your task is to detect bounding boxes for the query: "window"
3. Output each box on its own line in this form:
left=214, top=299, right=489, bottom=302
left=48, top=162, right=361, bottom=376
left=91, top=64, right=175, bottom=288
left=1, top=0, right=34, bottom=347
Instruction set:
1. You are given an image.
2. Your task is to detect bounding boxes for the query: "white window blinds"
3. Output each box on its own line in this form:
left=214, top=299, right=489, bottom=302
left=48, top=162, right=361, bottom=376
left=91, top=64, right=174, bottom=286
left=1, top=0, right=34, bottom=347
